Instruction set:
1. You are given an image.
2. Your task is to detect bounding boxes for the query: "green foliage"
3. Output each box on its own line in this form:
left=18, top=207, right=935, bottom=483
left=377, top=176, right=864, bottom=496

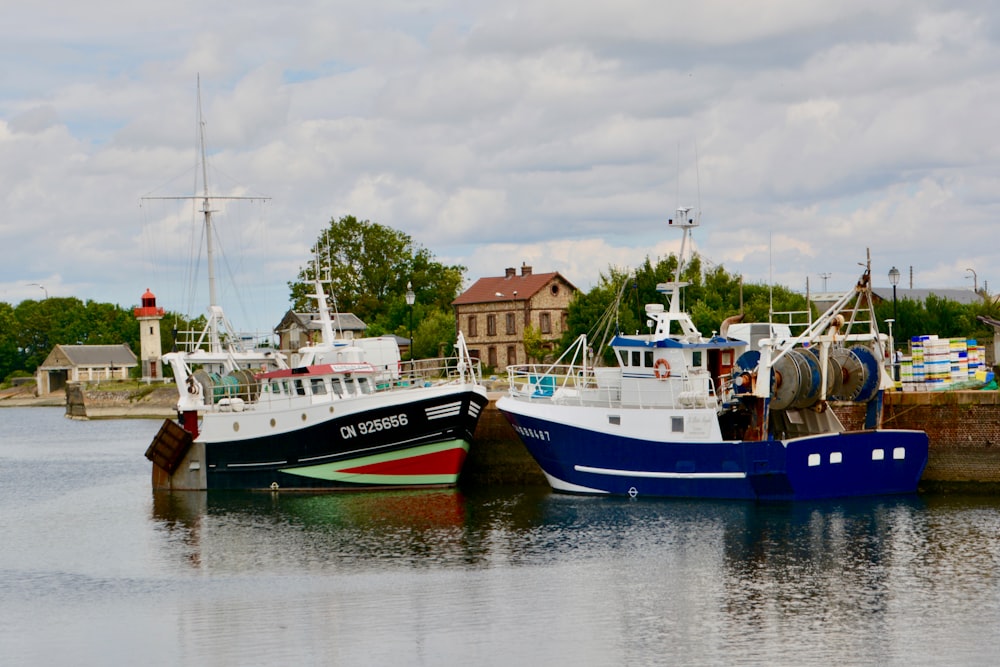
left=0, top=298, right=148, bottom=381
left=874, top=293, right=1000, bottom=351
left=522, top=324, right=546, bottom=363
left=288, top=216, right=466, bottom=338
left=405, top=309, right=457, bottom=359
left=561, top=251, right=812, bottom=361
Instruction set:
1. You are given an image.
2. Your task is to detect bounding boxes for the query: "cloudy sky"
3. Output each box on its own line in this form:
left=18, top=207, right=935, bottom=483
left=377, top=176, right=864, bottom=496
left=2, top=1, right=997, bottom=332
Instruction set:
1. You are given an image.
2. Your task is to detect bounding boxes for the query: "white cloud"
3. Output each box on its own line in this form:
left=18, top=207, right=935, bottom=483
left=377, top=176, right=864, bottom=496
left=1, top=0, right=997, bottom=329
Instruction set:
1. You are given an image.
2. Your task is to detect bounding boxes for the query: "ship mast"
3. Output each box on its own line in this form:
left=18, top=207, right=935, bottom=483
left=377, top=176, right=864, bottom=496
left=142, top=76, right=270, bottom=353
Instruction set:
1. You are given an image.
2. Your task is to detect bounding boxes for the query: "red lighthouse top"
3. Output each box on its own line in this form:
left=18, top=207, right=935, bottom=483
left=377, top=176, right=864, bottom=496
left=134, top=288, right=165, bottom=318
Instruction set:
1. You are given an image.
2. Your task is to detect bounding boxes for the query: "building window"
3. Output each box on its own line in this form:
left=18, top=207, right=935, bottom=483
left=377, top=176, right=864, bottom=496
left=487, top=314, right=497, bottom=336
left=467, top=315, right=477, bottom=337
left=488, top=346, right=498, bottom=367
left=505, top=312, right=516, bottom=334
left=540, top=312, right=551, bottom=334
left=506, top=345, right=516, bottom=367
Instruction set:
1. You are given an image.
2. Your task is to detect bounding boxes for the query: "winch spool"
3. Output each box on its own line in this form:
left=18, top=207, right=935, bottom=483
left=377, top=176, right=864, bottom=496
left=770, top=349, right=822, bottom=411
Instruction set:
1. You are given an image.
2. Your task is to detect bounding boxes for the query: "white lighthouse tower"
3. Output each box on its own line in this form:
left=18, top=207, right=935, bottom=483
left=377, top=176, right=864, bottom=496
left=134, top=288, right=165, bottom=380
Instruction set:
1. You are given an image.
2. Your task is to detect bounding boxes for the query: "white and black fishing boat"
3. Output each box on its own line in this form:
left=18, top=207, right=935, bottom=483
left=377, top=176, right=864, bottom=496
left=144, top=84, right=487, bottom=491
left=497, top=210, right=928, bottom=500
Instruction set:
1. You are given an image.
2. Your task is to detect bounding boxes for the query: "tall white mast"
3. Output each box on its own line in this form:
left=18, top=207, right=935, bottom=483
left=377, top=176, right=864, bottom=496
left=143, top=76, right=270, bottom=354
left=196, top=77, right=224, bottom=350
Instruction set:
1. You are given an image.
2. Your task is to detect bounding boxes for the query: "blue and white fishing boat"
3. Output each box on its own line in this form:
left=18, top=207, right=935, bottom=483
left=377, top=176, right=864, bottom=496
left=496, top=210, right=928, bottom=500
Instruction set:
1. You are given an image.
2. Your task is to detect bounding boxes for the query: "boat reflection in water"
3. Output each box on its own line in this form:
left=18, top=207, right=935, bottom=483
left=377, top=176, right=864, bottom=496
left=151, top=487, right=928, bottom=581
left=152, top=488, right=481, bottom=570
left=147, top=487, right=1000, bottom=664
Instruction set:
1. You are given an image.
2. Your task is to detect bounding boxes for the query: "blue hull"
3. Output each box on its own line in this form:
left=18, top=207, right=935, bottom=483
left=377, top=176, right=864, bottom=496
left=501, top=410, right=928, bottom=501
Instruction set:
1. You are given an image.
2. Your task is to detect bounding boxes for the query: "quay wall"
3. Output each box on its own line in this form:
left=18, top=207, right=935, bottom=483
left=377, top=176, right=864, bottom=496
left=835, top=390, right=1000, bottom=488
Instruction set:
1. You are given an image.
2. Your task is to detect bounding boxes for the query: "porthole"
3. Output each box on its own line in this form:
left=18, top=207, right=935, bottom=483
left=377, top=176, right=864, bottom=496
left=329, top=406, right=335, bottom=414
left=808, top=453, right=821, bottom=467
left=270, top=418, right=276, bottom=428
left=233, top=422, right=239, bottom=432
left=301, top=413, right=307, bottom=421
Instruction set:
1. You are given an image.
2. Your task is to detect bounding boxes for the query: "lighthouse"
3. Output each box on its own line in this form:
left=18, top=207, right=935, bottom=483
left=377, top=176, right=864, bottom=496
left=134, top=288, right=165, bottom=380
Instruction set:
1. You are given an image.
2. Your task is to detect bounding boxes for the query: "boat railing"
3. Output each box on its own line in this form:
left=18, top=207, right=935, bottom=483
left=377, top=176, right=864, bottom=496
left=505, top=363, right=719, bottom=410
left=171, top=327, right=280, bottom=355
left=506, top=363, right=601, bottom=398
left=395, top=353, right=483, bottom=388
left=183, top=349, right=483, bottom=413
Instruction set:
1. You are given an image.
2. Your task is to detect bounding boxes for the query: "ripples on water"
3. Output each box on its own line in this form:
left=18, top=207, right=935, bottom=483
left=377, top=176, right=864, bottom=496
left=2, top=408, right=1000, bottom=666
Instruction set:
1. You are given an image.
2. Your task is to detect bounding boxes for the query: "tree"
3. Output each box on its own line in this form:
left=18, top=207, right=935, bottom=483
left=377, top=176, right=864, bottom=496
left=561, top=252, right=812, bottom=364
left=522, top=324, right=547, bottom=364
left=409, top=309, right=457, bottom=359
left=0, top=297, right=152, bottom=382
left=288, top=215, right=466, bottom=336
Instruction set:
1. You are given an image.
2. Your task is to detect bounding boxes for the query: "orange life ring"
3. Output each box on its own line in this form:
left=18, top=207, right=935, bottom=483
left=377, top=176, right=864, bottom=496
left=654, top=358, right=671, bottom=380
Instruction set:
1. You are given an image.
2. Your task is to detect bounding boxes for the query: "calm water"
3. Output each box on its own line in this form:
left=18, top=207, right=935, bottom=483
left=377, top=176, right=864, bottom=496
left=2, top=408, right=1000, bottom=666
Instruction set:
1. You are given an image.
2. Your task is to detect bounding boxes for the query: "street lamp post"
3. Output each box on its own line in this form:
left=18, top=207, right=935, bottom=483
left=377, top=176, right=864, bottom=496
left=967, top=268, right=978, bottom=294
left=888, top=267, right=900, bottom=383
left=405, top=281, right=415, bottom=360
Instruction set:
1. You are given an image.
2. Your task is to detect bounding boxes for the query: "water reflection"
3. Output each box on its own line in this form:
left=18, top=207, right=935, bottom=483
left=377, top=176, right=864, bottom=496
left=151, top=488, right=934, bottom=581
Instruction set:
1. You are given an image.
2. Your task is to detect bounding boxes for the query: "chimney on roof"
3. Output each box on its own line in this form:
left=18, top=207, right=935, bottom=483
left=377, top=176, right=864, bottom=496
left=521, top=262, right=532, bottom=276
left=505, top=267, right=516, bottom=278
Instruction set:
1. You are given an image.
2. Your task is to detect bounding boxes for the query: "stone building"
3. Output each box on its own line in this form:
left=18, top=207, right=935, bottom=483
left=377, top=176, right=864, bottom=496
left=274, top=310, right=367, bottom=361
left=452, top=263, right=577, bottom=371
left=35, top=344, right=138, bottom=395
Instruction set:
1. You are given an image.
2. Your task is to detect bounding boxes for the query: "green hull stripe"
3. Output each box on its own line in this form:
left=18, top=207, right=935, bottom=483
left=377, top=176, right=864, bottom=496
left=281, top=439, right=470, bottom=485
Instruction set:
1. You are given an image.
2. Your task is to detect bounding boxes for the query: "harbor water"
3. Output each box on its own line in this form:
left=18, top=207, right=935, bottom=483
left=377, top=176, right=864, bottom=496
left=2, top=408, right=1000, bottom=666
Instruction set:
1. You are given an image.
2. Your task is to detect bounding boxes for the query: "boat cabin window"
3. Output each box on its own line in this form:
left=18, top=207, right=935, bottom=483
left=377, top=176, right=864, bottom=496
left=293, top=379, right=307, bottom=396
left=671, top=417, right=684, bottom=433
left=631, top=351, right=641, bottom=367
left=311, top=378, right=326, bottom=395
left=344, top=377, right=357, bottom=395
left=357, top=377, right=374, bottom=394
left=330, top=378, right=344, bottom=397
left=691, top=351, right=702, bottom=368
left=644, top=351, right=653, bottom=367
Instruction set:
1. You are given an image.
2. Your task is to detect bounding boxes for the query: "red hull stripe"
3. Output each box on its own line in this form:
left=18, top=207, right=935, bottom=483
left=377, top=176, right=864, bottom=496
left=340, top=446, right=467, bottom=476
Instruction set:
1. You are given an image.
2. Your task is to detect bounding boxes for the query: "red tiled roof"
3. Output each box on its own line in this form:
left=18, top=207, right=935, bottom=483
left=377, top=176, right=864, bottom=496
left=452, top=271, right=576, bottom=305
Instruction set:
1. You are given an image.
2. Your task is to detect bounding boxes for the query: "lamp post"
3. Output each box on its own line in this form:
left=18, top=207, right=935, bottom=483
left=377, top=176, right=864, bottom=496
left=405, top=281, right=415, bottom=360
left=888, top=266, right=900, bottom=383
left=967, top=268, right=978, bottom=294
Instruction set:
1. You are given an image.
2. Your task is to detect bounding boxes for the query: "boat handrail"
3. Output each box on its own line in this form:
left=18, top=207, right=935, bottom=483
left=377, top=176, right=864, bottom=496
left=180, top=350, right=482, bottom=412
left=505, top=362, right=718, bottom=409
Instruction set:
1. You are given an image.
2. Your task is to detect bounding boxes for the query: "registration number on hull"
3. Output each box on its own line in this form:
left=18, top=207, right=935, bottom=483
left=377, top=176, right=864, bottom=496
left=340, top=414, right=409, bottom=439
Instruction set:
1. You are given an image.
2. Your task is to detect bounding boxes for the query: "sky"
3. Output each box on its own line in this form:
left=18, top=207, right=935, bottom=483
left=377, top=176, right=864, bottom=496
left=2, top=1, right=998, bottom=334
